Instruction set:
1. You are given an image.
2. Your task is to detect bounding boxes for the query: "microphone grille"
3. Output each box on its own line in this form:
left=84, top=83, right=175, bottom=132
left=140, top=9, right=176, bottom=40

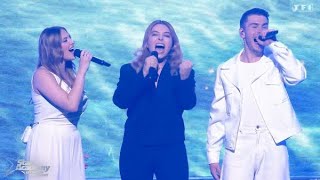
left=151, top=51, right=158, bottom=59
left=74, top=49, right=81, bottom=57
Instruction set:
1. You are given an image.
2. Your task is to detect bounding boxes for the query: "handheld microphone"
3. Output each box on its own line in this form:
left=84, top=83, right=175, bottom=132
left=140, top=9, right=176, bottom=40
left=151, top=51, right=158, bottom=60
left=148, top=51, right=159, bottom=82
left=74, top=49, right=111, bottom=67
left=258, top=30, right=278, bottom=41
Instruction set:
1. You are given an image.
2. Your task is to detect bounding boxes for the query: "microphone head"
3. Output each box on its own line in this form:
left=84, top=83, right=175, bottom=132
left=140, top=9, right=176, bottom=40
left=74, top=49, right=81, bottom=58
left=258, top=30, right=278, bottom=41
left=151, top=51, right=158, bottom=59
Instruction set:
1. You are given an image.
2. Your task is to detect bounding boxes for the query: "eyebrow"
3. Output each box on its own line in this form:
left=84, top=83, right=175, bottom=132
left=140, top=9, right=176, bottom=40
left=248, top=22, right=268, bottom=26
left=151, top=30, right=170, bottom=34
left=62, top=35, right=71, bottom=40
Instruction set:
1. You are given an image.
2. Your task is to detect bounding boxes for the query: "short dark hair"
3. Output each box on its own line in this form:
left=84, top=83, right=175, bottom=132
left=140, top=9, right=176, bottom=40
left=240, top=8, right=269, bottom=28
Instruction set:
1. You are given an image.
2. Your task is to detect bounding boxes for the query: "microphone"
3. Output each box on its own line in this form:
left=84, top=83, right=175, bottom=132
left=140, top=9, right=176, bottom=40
left=151, top=51, right=158, bottom=60
left=258, top=30, right=278, bottom=41
left=74, top=49, right=111, bottom=67
left=148, top=51, right=158, bottom=82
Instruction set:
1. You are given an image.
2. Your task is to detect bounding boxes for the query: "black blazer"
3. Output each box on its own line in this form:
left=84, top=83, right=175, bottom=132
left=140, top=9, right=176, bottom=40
left=113, top=62, right=196, bottom=145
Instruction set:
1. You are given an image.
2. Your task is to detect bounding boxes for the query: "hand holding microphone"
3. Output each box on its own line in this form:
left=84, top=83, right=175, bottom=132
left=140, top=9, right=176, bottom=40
left=77, top=50, right=92, bottom=75
left=143, top=51, right=158, bottom=81
left=255, top=30, right=278, bottom=47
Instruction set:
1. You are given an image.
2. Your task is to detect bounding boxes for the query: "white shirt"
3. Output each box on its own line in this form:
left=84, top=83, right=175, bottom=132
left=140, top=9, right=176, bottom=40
left=238, top=59, right=266, bottom=128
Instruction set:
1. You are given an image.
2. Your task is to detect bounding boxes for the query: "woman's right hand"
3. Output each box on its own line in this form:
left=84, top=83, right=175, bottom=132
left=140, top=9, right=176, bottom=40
left=78, top=50, right=92, bottom=76
left=143, top=55, right=158, bottom=77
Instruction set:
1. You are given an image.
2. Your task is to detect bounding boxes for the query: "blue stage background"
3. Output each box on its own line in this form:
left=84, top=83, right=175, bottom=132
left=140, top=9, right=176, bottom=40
left=0, top=0, right=319, bottom=179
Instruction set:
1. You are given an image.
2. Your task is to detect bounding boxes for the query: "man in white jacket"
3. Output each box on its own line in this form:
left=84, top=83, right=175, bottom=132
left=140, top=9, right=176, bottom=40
left=207, top=8, right=306, bottom=180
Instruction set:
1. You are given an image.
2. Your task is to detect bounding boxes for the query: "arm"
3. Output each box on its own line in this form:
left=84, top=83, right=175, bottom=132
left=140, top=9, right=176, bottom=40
left=174, top=69, right=196, bottom=110
left=207, top=66, right=227, bottom=178
left=113, top=64, right=153, bottom=109
left=33, top=51, right=91, bottom=112
left=173, top=60, right=196, bottom=110
left=265, top=41, right=307, bottom=85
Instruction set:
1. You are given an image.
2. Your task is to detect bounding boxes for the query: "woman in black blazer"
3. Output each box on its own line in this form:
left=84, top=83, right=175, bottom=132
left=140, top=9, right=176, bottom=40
left=113, top=20, right=196, bottom=180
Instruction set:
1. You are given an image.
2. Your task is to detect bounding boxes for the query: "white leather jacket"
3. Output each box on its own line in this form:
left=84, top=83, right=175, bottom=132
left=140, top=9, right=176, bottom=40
left=207, top=41, right=307, bottom=164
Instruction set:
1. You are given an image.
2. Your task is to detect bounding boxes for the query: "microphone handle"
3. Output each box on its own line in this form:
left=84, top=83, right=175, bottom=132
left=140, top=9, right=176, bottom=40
left=148, top=67, right=158, bottom=82
left=91, top=57, right=111, bottom=67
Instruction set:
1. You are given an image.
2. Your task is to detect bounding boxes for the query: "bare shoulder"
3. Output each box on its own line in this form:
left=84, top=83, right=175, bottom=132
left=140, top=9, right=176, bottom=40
left=33, top=67, right=58, bottom=89
left=34, top=67, right=53, bottom=79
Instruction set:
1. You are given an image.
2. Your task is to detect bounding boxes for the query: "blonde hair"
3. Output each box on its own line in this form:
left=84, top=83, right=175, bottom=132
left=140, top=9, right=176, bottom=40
left=131, top=20, right=182, bottom=75
left=37, top=26, right=75, bottom=86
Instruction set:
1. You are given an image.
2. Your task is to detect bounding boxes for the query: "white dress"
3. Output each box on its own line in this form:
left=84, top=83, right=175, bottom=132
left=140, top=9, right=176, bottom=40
left=25, top=72, right=88, bottom=180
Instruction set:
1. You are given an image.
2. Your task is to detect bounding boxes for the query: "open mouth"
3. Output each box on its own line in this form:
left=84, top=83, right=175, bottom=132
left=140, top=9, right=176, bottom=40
left=155, top=43, right=165, bottom=50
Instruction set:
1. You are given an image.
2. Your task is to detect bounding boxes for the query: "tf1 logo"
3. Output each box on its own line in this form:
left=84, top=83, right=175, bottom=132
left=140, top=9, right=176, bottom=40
left=291, top=1, right=314, bottom=12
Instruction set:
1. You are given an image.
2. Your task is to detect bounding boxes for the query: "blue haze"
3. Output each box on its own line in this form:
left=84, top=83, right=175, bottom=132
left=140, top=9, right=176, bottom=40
left=0, top=0, right=319, bottom=179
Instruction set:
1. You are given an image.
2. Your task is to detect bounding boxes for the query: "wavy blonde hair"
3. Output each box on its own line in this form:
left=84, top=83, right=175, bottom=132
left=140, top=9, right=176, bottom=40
left=131, top=20, right=182, bottom=75
left=37, top=26, right=75, bottom=86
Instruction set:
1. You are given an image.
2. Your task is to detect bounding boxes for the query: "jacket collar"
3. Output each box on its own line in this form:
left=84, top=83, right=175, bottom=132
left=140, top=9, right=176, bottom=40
left=220, top=49, right=274, bottom=90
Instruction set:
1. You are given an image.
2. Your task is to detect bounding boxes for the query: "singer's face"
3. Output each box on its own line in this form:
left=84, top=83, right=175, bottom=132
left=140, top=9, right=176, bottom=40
left=147, top=24, right=173, bottom=59
left=60, top=29, right=75, bottom=61
left=240, top=15, right=268, bottom=56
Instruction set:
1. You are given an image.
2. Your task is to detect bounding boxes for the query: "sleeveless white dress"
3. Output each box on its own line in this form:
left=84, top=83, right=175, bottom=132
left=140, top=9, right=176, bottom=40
left=25, top=72, right=88, bottom=180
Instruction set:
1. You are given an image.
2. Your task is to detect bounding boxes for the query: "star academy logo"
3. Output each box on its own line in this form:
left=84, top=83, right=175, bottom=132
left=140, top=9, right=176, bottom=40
left=14, top=159, right=50, bottom=176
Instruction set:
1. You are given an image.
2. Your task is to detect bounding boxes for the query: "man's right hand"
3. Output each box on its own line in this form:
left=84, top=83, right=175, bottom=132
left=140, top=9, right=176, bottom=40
left=209, top=163, right=221, bottom=180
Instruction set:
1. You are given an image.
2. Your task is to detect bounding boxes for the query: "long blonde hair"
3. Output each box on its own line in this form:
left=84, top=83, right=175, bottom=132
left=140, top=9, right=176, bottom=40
left=37, top=26, right=75, bottom=86
left=131, top=20, right=182, bottom=75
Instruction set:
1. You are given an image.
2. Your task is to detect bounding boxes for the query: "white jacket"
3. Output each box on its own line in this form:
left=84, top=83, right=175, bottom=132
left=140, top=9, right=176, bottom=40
left=207, top=42, right=307, bottom=164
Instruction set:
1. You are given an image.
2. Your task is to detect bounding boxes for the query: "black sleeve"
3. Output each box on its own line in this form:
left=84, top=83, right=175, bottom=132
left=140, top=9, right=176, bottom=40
left=113, top=64, right=154, bottom=109
left=174, top=69, right=197, bottom=110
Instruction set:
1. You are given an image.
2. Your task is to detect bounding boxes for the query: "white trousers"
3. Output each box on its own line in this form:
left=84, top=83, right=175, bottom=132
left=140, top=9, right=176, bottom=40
left=221, top=126, right=290, bottom=180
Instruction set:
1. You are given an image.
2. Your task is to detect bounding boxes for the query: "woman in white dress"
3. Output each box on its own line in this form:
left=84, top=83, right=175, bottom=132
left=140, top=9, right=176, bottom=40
left=25, top=26, right=92, bottom=180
